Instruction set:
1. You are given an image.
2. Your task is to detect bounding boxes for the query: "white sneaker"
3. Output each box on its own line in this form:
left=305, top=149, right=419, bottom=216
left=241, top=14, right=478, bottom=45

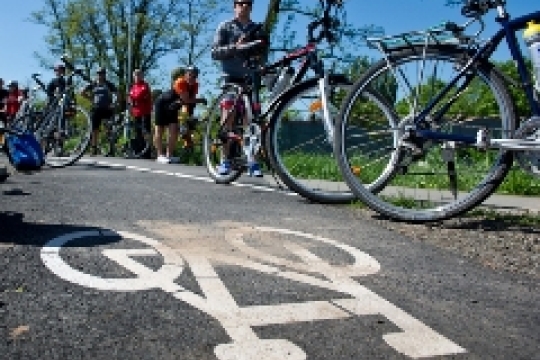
left=156, top=155, right=170, bottom=164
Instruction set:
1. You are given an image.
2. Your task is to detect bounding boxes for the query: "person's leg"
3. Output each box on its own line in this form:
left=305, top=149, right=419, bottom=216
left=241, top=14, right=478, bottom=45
left=90, top=108, right=101, bottom=155
left=216, top=93, right=237, bottom=174
left=142, top=114, right=152, bottom=158
left=166, top=119, right=179, bottom=162
left=154, top=125, right=167, bottom=162
left=153, top=101, right=168, bottom=162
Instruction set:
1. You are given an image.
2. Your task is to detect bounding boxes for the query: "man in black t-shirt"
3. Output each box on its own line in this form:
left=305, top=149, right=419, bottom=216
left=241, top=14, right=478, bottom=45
left=82, top=67, right=118, bottom=155
left=46, top=63, right=67, bottom=103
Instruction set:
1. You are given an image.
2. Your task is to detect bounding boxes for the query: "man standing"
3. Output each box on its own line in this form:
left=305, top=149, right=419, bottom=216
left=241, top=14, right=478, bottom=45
left=46, top=63, right=67, bottom=103
left=82, top=67, right=118, bottom=155
left=128, top=69, right=152, bottom=158
left=211, top=0, right=268, bottom=177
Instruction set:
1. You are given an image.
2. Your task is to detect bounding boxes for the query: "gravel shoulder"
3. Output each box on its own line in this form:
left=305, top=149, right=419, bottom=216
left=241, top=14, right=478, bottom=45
left=352, top=207, right=539, bottom=278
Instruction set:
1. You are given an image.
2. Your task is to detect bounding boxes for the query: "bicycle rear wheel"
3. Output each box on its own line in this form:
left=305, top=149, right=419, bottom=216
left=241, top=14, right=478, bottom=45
left=265, top=75, right=357, bottom=204
left=202, top=86, right=243, bottom=184
left=335, top=45, right=516, bottom=222
left=42, top=106, right=92, bottom=167
left=122, top=118, right=152, bottom=159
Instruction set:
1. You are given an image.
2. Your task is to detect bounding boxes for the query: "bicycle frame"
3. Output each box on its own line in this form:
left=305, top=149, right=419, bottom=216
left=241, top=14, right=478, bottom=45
left=410, top=8, right=540, bottom=148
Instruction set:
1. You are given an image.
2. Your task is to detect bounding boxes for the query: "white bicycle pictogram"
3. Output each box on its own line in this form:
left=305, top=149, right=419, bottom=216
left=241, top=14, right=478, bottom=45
left=41, top=225, right=465, bottom=359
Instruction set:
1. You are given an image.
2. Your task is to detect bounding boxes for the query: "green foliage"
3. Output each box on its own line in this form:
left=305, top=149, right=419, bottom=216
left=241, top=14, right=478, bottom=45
left=31, top=0, right=226, bottom=103
left=265, top=0, right=384, bottom=68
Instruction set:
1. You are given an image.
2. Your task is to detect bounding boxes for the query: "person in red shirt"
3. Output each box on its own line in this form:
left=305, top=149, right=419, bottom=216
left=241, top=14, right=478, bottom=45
left=128, top=69, right=152, bottom=158
left=4, top=80, right=22, bottom=122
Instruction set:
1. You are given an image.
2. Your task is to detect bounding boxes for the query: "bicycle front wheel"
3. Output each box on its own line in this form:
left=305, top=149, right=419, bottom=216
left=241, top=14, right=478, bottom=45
left=265, top=75, right=357, bottom=204
left=335, top=45, right=516, bottom=222
left=43, top=106, right=92, bottom=167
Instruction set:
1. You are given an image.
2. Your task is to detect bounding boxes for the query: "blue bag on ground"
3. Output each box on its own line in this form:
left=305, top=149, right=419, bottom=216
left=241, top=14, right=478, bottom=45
left=5, top=132, right=45, bottom=171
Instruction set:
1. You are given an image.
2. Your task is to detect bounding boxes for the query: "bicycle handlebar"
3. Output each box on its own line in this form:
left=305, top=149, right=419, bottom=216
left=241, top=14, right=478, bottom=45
left=60, top=55, right=93, bottom=83
left=31, top=73, right=47, bottom=92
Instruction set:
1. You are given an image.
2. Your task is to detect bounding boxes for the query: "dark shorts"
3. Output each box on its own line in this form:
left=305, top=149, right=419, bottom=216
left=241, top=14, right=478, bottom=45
left=154, top=93, right=178, bottom=127
left=91, top=107, right=113, bottom=131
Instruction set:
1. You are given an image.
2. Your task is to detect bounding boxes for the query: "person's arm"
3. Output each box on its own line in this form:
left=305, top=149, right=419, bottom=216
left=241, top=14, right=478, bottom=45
left=211, top=22, right=237, bottom=60
left=144, top=83, right=152, bottom=106
left=173, top=81, right=206, bottom=105
left=46, top=79, right=55, bottom=99
left=81, top=83, right=93, bottom=100
left=109, top=81, right=119, bottom=107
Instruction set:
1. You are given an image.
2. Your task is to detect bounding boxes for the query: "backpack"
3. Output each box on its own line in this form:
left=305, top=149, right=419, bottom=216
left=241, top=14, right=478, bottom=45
left=5, top=132, right=45, bottom=171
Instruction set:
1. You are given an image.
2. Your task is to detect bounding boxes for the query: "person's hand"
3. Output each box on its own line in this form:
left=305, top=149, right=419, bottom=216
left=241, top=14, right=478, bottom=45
left=237, top=34, right=247, bottom=44
left=168, top=101, right=182, bottom=111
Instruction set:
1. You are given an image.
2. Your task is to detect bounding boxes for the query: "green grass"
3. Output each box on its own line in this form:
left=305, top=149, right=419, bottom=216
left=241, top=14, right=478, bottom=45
left=279, top=150, right=540, bottom=196
left=281, top=152, right=344, bottom=181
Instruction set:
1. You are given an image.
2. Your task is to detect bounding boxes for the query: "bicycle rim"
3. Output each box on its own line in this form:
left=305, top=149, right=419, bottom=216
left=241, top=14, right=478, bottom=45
left=266, top=76, right=356, bottom=204
left=335, top=46, right=515, bottom=222
left=123, top=122, right=151, bottom=159
left=202, top=88, right=242, bottom=184
left=43, top=106, right=92, bottom=167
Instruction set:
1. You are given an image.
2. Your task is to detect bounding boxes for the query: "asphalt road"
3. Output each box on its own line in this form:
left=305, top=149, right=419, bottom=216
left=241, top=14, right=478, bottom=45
left=0, top=158, right=538, bottom=360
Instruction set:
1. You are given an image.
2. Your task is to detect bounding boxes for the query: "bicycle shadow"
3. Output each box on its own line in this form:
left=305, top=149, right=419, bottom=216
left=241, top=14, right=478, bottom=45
left=0, top=211, right=122, bottom=248
left=2, top=188, right=31, bottom=196
left=371, top=210, right=540, bottom=235
left=72, top=162, right=128, bottom=171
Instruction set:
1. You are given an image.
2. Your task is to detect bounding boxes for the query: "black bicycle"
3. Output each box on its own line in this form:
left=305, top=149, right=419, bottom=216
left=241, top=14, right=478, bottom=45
left=203, top=0, right=358, bottom=204
left=16, top=56, right=93, bottom=168
left=334, top=0, right=540, bottom=222
left=96, top=108, right=152, bottom=159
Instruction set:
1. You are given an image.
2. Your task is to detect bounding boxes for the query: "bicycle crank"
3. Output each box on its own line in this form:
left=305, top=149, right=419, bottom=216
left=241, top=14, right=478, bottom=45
left=243, top=123, right=262, bottom=160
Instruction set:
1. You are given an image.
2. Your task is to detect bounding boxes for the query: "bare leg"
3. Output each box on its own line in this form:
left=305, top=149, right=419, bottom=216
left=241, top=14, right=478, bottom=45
left=221, top=110, right=233, bottom=161
left=154, top=125, right=164, bottom=157
left=167, top=122, right=178, bottom=158
left=91, top=129, right=99, bottom=153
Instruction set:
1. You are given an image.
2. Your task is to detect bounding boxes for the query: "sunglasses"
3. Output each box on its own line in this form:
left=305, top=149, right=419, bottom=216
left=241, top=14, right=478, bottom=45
left=235, top=1, right=252, bottom=6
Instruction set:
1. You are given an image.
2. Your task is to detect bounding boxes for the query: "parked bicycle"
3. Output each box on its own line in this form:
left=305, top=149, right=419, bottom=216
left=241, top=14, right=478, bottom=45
left=96, top=106, right=152, bottom=159
left=203, top=0, right=357, bottom=204
left=13, top=56, right=93, bottom=168
left=334, top=0, right=540, bottom=222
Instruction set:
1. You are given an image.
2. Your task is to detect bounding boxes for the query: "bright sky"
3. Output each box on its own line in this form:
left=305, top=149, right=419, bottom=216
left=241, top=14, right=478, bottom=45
left=0, top=0, right=537, bottom=96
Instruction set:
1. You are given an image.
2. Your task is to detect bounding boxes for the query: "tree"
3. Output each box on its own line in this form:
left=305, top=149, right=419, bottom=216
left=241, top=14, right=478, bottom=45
left=30, top=0, right=224, bottom=107
left=173, top=0, right=228, bottom=68
left=260, top=0, right=384, bottom=69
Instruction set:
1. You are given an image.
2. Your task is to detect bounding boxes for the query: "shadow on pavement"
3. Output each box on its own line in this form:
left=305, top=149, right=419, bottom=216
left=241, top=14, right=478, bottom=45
left=2, top=189, right=31, bottom=196
left=371, top=211, right=540, bottom=234
left=72, top=162, right=128, bottom=171
left=0, top=211, right=122, bottom=248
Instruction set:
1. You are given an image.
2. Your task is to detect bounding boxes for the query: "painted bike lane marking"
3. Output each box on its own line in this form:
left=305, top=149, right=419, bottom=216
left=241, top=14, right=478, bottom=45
left=41, top=226, right=466, bottom=359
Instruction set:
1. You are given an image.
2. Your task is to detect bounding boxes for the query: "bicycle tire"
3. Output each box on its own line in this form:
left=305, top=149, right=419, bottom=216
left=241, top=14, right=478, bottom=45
left=265, top=75, right=357, bottom=204
left=121, top=120, right=152, bottom=159
left=202, top=86, right=243, bottom=184
left=43, top=105, right=92, bottom=168
left=334, top=45, right=516, bottom=222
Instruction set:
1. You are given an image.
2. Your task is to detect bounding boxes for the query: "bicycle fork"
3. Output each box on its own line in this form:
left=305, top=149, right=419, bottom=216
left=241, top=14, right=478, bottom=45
left=318, top=74, right=335, bottom=144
